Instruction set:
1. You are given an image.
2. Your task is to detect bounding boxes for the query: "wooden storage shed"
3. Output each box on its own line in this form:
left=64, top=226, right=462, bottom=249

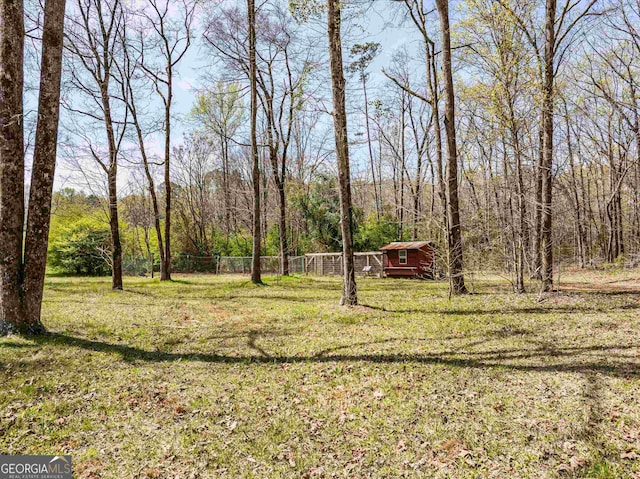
left=380, top=241, right=435, bottom=279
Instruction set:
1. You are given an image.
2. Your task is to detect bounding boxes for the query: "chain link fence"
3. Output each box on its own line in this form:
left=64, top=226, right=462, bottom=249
left=123, top=254, right=306, bottom=276
left=217, top=256, right=305, bottom=274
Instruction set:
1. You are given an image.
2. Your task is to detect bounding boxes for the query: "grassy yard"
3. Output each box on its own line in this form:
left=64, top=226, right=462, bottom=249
left=1, top=272, right=639, bottom=478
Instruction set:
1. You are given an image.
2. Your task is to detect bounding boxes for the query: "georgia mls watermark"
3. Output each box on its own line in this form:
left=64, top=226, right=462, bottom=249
left=0, top=456, right=72, bottom=479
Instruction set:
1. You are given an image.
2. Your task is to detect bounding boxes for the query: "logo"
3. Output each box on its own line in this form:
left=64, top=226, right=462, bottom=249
left=0, top=456, right=72, bottom=479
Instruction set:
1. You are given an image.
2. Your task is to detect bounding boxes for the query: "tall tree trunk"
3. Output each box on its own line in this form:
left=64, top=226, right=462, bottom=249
left=327, top=0, right=357, bottom=305
left=122, top=46, right=165, bottom=279
left=135, top=124, right=165, bottom=276
left=501, top=142, right=516, bottom=277
left=262, top=89, right=289, bottom=277
left=248, top=0, right=262, bottom=284
left=0, top=0, right=27, bottom=332
left=532, top=124, right=544, bottom=278
left=428, top=43, right=447, bottom=227
left=362, top=76, right=380, bottom=221
left=99, top=80, right=123, bottom=290
left=508, top=94, right=526, bottom=293
left=161, top=71, right=173, bottom=281
left=514, top=133, right=526, bottom=293
left=1, top=0, right=66, bottom=334
left=398, top=92, right=406, bottom=240
left=22, top=0, right=67, bottom=326
left=223, top=136, right=231, bottom=246
left=278, top=183, right=289, bottom=276
left=408, top=101, right=425, bottom=241
left=108, top=166, right=123, bottom=289
left=540, top=0, right=556, bottom=292
left=564, top=103, right=585, bottom=268
left=435, top=0, right=467, bottom=294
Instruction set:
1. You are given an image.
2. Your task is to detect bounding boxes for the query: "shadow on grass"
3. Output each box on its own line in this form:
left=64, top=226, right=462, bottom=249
left=29, top=332, right=640, bottom=380
left=572, top=372, right=619, bottom=476
left=0, top=342, right=40, bottom=349
left=558, top=287, right=640, bottom=296
left=360, top=302, right=640, bottom=315
left=224, top=293, right=332, bottom=303
left=160, top=279, right=192, bottom=285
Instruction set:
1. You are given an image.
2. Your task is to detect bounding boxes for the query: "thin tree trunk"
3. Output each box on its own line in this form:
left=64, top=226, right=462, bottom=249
left=248, top=0, right=262, bottom=284
left=327, top=0, right=357, bottom=305
left=362, top=76, right=380, bottom=220
left=162, top=71, right=173, bottom=281
left=428, top=44, right=447, bottom=225
left=108, top=166, right=123, bottom=289
left=513, top=134, right=526, bottom=293
left=278, top=184, right=289, bottom=276
left=564, top=103, right=585, bottom=268
left=399, top=92, right=406, bottom=240
left=540, top=0, right=556, bottom=292
left=532, top=124, right=544, bottom=278
left=435, top=0, right=467, bottom=295
left=223, top=137, right=231, bottom=246
left=123, top=54, right=166, bottom=278
left=508, top=96, right=526, bottom=293
left=408, top=102, right=426, bottom=241
left=137, top=129, right=165, bottom=275
left=99, top=79, right=123, bottom=290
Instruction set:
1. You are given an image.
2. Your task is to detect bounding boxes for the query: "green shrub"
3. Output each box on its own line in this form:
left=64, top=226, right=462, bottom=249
left=48, top=218, right=111, bottom=276
left=354, top=213, right=401, bottom=251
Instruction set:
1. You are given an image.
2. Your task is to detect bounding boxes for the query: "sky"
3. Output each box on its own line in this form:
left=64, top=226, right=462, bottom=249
left=168, top=0, right=421, bottom=129
left=37, top=0, right=433, bottom=193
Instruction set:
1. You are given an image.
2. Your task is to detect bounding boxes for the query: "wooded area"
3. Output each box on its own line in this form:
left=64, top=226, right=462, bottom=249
left=2, top=0, right=640, bottom=324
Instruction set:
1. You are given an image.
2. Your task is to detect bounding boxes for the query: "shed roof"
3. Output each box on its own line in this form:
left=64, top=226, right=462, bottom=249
left=379, top=241, right=432, bottom=251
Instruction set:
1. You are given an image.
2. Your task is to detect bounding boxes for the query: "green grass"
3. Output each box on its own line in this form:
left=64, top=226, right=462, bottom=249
left=1, top=272, right=639, bottom=478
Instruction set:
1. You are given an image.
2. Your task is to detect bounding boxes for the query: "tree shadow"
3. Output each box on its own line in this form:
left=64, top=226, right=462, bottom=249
left=225, top=293, right=331, bottom=303
left=570, top=372, right=620, bottom=477
left=121, top=288, right=155, bottom=297
left=558, top=288, right=640, bottom=296
left=202, top=328, right=297, bottom=342
left=360, top=302, right=640, bottom=315
left=164, top=279, right=192, bottom=285
left=27, top=332, right=640, bottom=380
left=0, top=342, right=40, bottom=349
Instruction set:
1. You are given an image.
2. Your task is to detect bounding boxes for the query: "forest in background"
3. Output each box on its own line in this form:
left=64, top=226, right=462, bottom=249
left=38, top=0, right=640, bottom=292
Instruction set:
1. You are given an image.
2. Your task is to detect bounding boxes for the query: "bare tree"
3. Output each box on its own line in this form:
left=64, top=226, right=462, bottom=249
left=64, top=0, right=128, bottom=290
left=349, top=42, right=381, bottom=221
left=190, top=82, right=245, bottom=246
left=327, top=0, right=357, bottom=305
left=172, top=133, right=217, bottom=257
left=138, top=0, right=195, bottom=281
left=458, top=0, right=534, bottom=292
left=498, top=0, right=599, bottom=290
left=435, top=0, right=467, bottom=294
left=116, top=18, right=165, bottom=280
left=256, top=6, right=312, bottom=276
left=247, top=0, right=263, bottom=284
